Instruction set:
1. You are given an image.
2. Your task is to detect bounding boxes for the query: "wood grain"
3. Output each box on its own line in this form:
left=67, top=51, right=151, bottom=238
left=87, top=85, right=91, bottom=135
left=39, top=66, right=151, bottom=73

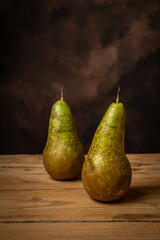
left=0, top=222, right=160, bottom=240
left=0, top=187, right=160, bottom=221
left=0, top=154, right=159, bottom=191
left=0, top=154, right=160, bottom=239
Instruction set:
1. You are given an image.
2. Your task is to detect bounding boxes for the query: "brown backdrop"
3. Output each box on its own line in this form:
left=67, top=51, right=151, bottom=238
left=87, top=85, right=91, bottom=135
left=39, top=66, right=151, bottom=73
left=1, top=0, right=160, bottom=154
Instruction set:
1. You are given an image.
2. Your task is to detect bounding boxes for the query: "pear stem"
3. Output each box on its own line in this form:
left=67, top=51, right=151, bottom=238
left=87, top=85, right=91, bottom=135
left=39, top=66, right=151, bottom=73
left=61, top=87, right=64, bottom=101
left=116, top=87, right=121, bottom=103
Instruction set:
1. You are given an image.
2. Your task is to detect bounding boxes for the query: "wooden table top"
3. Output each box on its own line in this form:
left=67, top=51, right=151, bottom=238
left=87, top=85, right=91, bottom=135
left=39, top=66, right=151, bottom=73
left=0, top=154, right=160, bottom=239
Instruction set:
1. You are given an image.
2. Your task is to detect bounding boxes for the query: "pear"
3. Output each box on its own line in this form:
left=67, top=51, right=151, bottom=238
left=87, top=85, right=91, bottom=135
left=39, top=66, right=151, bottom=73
left=82, top=88, right=132, bottom=202
left=43, top=88, right=84, bottom=180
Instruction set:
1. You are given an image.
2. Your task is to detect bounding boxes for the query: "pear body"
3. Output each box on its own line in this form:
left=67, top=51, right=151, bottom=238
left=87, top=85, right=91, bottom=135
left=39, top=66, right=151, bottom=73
left=43, top=100, right=84, bottom=180
left=82, top=103, right=132, bottom=201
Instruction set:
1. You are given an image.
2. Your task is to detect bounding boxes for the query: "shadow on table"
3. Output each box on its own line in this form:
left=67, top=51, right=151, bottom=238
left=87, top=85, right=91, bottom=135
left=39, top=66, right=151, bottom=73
left=115, top=188, right=151, bottom=204
left=90, top=188, right=152, bottom=204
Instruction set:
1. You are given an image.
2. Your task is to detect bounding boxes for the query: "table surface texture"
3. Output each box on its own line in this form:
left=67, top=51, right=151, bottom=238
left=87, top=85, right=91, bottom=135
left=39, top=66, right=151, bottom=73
left=0, top=154, right=160, bottom=239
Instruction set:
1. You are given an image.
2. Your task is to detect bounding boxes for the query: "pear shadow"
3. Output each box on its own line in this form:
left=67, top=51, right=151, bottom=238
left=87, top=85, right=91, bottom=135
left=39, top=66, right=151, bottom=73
left=49, top=172, right=82, bottom=182
left=117, top=188, right=149, bottom=204
left=90, top=188, right=150, bottom=204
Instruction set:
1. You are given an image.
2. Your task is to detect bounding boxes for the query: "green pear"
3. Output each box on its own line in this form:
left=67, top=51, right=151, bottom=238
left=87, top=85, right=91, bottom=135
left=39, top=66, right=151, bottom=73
left=43, top=88, right=84, bottom=180
left=82, top=88, right=132, bottom=202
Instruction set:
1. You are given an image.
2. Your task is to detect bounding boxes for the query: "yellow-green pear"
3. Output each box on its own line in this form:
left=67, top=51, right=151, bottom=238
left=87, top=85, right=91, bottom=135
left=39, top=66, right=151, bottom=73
left=82, top=88, right=132, bottom=201
left=43, top=88, right=84, bottom=180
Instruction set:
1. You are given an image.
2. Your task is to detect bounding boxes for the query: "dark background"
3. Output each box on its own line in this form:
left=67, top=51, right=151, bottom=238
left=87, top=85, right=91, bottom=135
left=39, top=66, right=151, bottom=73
left=0, top=0, right=160, bottom=154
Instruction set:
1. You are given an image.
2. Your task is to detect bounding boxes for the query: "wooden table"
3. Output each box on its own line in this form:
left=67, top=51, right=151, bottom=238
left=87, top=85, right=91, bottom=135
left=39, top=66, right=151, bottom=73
left=0, top=154, right=160, bottom=239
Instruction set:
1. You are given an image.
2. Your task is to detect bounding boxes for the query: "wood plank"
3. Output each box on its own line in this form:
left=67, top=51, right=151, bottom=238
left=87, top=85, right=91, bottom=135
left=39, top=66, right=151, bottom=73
left=0, top=222, right=160, bottom=240
left=0, top=187, right=160, bottom=221
left=0, top=154, right=160, bottom=221
left=0, top=154, right=160, bottom=191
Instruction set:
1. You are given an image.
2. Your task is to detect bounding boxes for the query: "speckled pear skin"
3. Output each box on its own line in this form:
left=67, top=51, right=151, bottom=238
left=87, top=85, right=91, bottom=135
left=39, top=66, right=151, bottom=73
left=82, top=103, right=132, bottom=202
left=43, top=100, right=84, bottom=180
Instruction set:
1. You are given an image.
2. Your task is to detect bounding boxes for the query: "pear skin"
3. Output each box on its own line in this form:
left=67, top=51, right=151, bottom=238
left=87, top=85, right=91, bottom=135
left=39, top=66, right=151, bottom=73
left=82, top=88, right=132, bottom=202
left=43, top=89, right=84, bottom=180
